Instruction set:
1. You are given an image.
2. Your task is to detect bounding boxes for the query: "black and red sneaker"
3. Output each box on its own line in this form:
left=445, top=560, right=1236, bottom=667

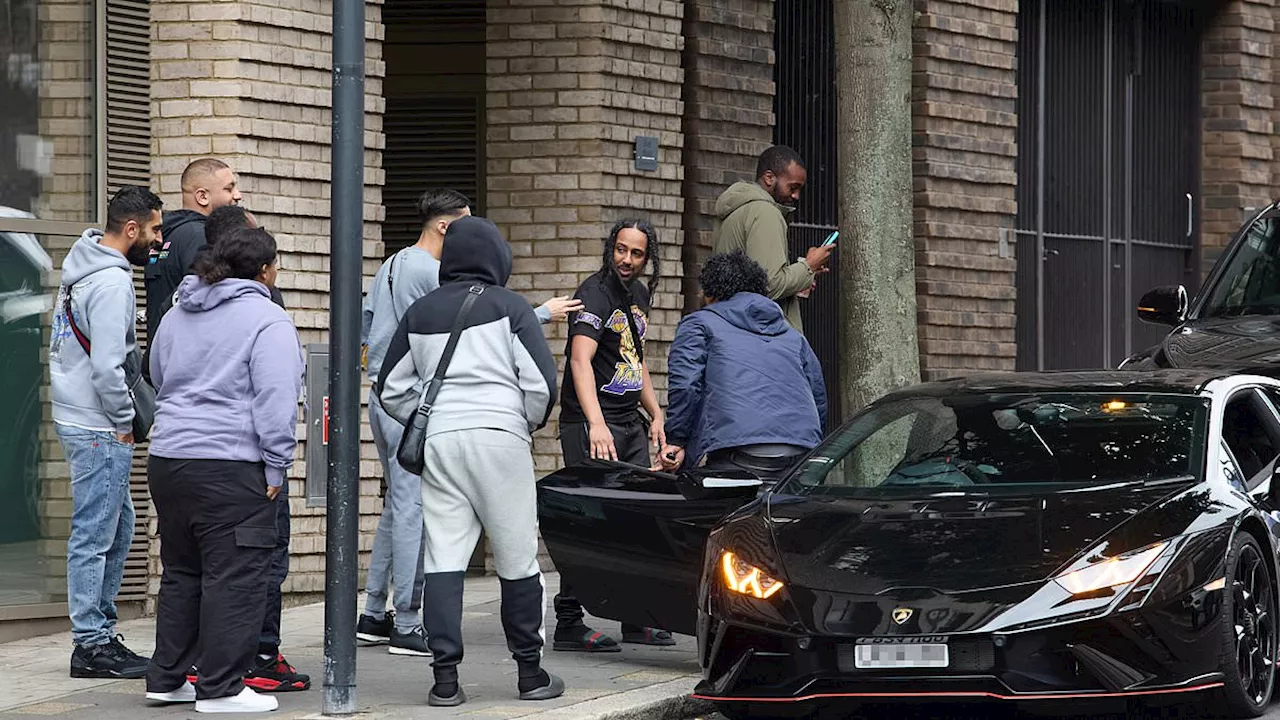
left=243, top=652, right=311, bottom=692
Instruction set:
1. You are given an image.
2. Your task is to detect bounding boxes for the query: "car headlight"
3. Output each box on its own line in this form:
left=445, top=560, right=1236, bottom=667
left=1054, top=541, right=1168, bottom=596
left=720, top=550, right=784, bottom=599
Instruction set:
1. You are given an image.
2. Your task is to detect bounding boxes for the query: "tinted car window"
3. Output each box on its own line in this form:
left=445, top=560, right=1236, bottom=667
left=779, top=393, right=1209, bottom=497
left=1202, top=214, right=1280, bottom=318
left=1222, top=391, right=1280, bottom=489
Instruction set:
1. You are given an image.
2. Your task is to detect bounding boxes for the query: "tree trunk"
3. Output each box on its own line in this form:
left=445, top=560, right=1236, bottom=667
left=833, top=0, right=920, bottom=421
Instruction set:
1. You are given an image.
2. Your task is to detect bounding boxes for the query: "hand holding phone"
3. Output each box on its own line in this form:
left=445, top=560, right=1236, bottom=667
left=822, top=230, right=839, bottom=246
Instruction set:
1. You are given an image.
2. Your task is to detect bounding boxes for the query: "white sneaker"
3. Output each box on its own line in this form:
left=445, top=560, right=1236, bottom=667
left=195, top=686, right=279, bottom=713
left=146, top=681, right=196, bottom=703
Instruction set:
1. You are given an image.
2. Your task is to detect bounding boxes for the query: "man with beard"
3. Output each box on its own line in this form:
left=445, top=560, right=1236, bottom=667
left=552, top=219, right=675, bottom=652
left=145, top=158, right=242, bottom=340
left=711, top=145, right=835, bottom=333
left=50, top=185, right=163, bottom=678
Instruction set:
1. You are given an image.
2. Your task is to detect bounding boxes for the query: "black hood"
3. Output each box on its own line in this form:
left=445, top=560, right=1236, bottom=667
left=162, top=208, right=206, bottom=236
left=438, top=215, right=512, bottom=286
left=1127, top=315, right=1280, bottom=370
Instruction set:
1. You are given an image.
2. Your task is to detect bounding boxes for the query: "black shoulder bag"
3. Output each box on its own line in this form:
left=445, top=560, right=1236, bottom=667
left=63, top=288, right=157, bottom=442
left=395, top=284, right=485, bottom=475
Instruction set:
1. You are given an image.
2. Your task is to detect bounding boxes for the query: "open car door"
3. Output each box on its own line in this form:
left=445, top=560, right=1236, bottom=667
left=537, top=460, right=761, bottom=636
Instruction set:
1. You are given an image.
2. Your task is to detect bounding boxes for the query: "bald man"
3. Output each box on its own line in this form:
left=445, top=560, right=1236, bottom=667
left=144, top=158, right=243, bottom=340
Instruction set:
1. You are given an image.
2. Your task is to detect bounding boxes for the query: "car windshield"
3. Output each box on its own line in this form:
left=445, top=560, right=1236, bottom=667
left=1202, top=212, right=1280, bottom=318
left=776, top=392, right=1209, bottom=498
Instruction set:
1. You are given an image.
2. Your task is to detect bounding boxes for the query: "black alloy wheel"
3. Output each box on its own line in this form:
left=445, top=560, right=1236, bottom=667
left=1210, top=533, right=1277, bottom=717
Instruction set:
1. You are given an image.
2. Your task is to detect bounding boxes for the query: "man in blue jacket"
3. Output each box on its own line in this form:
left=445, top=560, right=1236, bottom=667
left=657, top=250, right=827, bottom=483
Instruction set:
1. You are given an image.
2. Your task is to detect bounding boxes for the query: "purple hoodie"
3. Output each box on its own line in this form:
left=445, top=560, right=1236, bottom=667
left=148, top=275, right=303, bottom=487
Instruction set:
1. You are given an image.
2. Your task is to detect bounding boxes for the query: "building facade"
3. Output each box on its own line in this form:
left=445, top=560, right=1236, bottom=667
left=0, top=0, right=1268, bottom=633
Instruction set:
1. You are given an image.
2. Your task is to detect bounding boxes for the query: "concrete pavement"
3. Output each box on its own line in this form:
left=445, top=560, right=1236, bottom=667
left=0, top=573, right=711, bottom=719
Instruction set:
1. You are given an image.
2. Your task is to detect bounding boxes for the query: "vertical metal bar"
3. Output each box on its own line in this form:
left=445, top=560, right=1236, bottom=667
left=94, top=0, right=107, bottom=221
left=1122, top=0, right=1139, bottom=358
left=1101, top=0, right=1112, bottom=367
left=1035, top=0, right=1046, bottom=372
left=323, top=0, right=364, bottom=710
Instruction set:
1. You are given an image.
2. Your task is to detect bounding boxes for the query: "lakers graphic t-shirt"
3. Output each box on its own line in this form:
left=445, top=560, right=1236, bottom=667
left=559, top=266, right=650, bottom=424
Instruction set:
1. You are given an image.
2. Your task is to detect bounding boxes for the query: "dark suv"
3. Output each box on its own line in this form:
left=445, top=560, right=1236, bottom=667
left=1125, top=203, right=1280, bottom=370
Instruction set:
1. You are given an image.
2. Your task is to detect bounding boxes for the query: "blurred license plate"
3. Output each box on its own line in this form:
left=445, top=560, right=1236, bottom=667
left=854, top=642, right=949, bottom=669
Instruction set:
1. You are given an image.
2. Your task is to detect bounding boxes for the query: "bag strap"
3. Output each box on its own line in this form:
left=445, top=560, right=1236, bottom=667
left=416, top=284, right=485, bottom=414
left=387, top=251, right=398, bottom=294
left=64, top=288, right=92, bottom=356
left=622, top=297, right=645, bottom=363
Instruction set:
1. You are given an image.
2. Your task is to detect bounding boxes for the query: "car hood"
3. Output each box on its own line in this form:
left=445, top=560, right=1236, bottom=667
left=1127, top=315, right=1280, bottom=369
left=766, top=480, right=1213, bottom=597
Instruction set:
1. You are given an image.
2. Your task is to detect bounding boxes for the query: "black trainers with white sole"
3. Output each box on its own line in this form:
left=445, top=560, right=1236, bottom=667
left=356, top=612, right=394, bottom=644
left=388, top=626, right=431, bottom=657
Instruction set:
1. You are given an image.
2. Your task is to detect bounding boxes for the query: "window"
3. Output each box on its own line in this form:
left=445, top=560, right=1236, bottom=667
left=778, top=393, right=1209, bottom=498
left=0, top=0, right=97, bottom=223
left=1202, top=213, right=1280, bottom=319
left=1221, top=390, right=1280, bottom=491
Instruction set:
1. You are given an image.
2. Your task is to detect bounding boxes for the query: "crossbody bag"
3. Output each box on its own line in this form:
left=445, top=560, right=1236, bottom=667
left=63, top=288, right=157, bottom=442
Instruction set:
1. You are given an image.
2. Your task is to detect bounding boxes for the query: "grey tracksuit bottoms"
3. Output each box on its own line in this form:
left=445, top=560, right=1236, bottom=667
left=363, top=389, right=427, bottom=631
left=419, top=428, right=545, bottom=677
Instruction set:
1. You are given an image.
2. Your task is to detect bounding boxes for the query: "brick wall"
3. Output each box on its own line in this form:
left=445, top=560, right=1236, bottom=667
left=680, top=0, right=776, bottom=312
left=486, top=0, right=685, bottom=474
left=32, top=0, right=94, bottom=222
left=912, top=0, right=1019, bottom=380
left=1200, top=0, right=1275, bottom=277
left=149, top=0, right=385, bottom=605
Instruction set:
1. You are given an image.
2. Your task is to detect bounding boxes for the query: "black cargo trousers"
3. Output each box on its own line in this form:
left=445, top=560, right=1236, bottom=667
left=145, top=456, right=278, bottom=700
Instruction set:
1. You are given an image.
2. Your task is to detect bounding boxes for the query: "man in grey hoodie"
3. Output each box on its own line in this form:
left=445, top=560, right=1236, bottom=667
left=50, top=185, right=164, bottom=679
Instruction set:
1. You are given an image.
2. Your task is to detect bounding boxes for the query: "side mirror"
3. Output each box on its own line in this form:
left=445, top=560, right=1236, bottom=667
left=1137, top=285, right=1188, bottom=326
left=677, top=468, right=763, bottom=501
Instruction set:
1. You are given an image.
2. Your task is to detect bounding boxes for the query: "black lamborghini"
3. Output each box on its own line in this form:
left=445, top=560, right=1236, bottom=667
left=537, top=369, right=1280, bottom=718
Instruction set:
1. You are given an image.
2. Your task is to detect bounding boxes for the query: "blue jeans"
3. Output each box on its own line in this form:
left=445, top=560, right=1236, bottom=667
left=56, top=425, right=136, bottom=648
left=363, top=389, right=425, bottom=631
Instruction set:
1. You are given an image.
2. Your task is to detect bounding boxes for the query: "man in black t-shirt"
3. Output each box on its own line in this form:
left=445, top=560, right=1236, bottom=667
left=554, top=219, right=677, bottom=652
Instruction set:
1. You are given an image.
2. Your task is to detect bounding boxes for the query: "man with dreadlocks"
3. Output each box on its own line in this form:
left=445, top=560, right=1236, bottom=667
left=553, top=218, right=676, bottom=652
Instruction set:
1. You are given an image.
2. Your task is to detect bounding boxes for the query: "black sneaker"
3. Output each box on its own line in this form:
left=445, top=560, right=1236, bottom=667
left=356, top=611, right=393, bottom=644
left=388, top=626, right=431, bottom=657
left=244, top=652, right=311, bottom=692
left=71, top=640, right=148, bottom=679
left=107, top=634, right=151, bottom=663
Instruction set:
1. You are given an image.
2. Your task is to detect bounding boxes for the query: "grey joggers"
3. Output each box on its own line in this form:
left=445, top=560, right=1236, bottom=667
left=418, top=428, right=552, bottom=700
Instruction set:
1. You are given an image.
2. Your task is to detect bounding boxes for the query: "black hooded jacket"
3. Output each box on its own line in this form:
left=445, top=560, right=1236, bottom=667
left=376, top=216, right=558, bottom=439
left=145, top=209, right=207, bottom=339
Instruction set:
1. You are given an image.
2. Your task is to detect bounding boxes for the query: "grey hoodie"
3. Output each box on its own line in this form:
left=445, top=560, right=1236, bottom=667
left=148, top=276, right=303, bottom=488
left=50, top=228, right=139, bottom=434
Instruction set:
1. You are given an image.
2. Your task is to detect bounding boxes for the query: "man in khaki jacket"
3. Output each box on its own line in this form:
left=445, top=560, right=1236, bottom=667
left=710, top=145, right=835, bottom=332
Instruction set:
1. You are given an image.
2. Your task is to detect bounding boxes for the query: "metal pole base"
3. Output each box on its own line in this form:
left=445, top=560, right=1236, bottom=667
left=321, top=685, right=356, bottom=716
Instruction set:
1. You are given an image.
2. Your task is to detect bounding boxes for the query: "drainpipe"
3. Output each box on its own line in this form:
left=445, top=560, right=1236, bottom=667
left=323, top=0, right=364, bottom=712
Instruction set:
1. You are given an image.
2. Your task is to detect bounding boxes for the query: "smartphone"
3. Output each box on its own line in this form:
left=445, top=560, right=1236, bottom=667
left=822, top=230, right=839, bottom=246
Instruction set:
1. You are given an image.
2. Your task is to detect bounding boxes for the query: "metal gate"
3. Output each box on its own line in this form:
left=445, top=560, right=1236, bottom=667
left=775, top=0, right=841, bottom=421
left=1015, top=0, right=1204, bottom=370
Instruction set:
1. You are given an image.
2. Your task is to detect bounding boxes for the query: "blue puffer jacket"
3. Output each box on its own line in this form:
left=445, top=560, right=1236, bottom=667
left=665, top=292, right=827, bottom=467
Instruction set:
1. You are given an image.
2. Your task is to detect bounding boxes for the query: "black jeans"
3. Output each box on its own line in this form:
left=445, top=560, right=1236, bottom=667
left=258, top=486, right=291, bottom=656
left=555, top=417, right=649, bottom=630
left=146, top=457, right=278, bottom=700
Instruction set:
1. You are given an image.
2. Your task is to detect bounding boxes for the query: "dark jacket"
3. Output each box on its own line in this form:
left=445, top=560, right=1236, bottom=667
left=376, top=216, right=558, bottom=441
left=665, top=292, right=827, bottom=467
left=145, top=209, right=207, bottom=339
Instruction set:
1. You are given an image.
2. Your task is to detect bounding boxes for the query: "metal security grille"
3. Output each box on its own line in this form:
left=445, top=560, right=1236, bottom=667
left=104, top=0, right=153, bottom=602
left=1015, top=0, right=1203, bottom=370
left=382, top=96, right=484, bottom=255
left=774, top=0, right=841, bottom=422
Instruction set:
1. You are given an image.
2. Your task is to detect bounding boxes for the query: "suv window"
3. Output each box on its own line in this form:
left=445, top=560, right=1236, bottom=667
left=1221, top=390, right=1280, bottom=490
left=1202, top=213, right=1280, bottom=318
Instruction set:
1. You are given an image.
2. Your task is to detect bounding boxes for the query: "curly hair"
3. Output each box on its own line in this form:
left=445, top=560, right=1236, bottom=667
left=602, top=218, right=661, bottom=298
left=193, top=227, right=277, bottom=284
left=699, top=250, right=769, bottom=301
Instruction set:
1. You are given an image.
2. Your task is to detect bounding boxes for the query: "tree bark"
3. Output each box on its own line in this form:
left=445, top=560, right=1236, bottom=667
left=833, top=0, right=920, bottom=420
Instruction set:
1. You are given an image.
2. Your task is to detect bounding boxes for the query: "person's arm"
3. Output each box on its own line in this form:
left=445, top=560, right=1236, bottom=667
left=639, top=361, right=664, bottom=451
left=535, top=296, right=584, bottom=324
left=569, top=334, right=617, bottom=460
left=664, top=317, right=707, bottom=450
left=510, top=300, right=558, bottom=431
left=744, top=211, right=815, bottom=301
left=800, top=337, right=829, bottom=431
left=375, top=314, right=423, bottom=426
left=84, top=281, right=137, bottom=437
left=249, top=320, right=304, bottom=492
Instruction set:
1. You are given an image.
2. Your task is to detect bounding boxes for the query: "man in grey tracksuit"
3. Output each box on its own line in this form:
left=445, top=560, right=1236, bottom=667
left=377, top=215, right=564, bottom=707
